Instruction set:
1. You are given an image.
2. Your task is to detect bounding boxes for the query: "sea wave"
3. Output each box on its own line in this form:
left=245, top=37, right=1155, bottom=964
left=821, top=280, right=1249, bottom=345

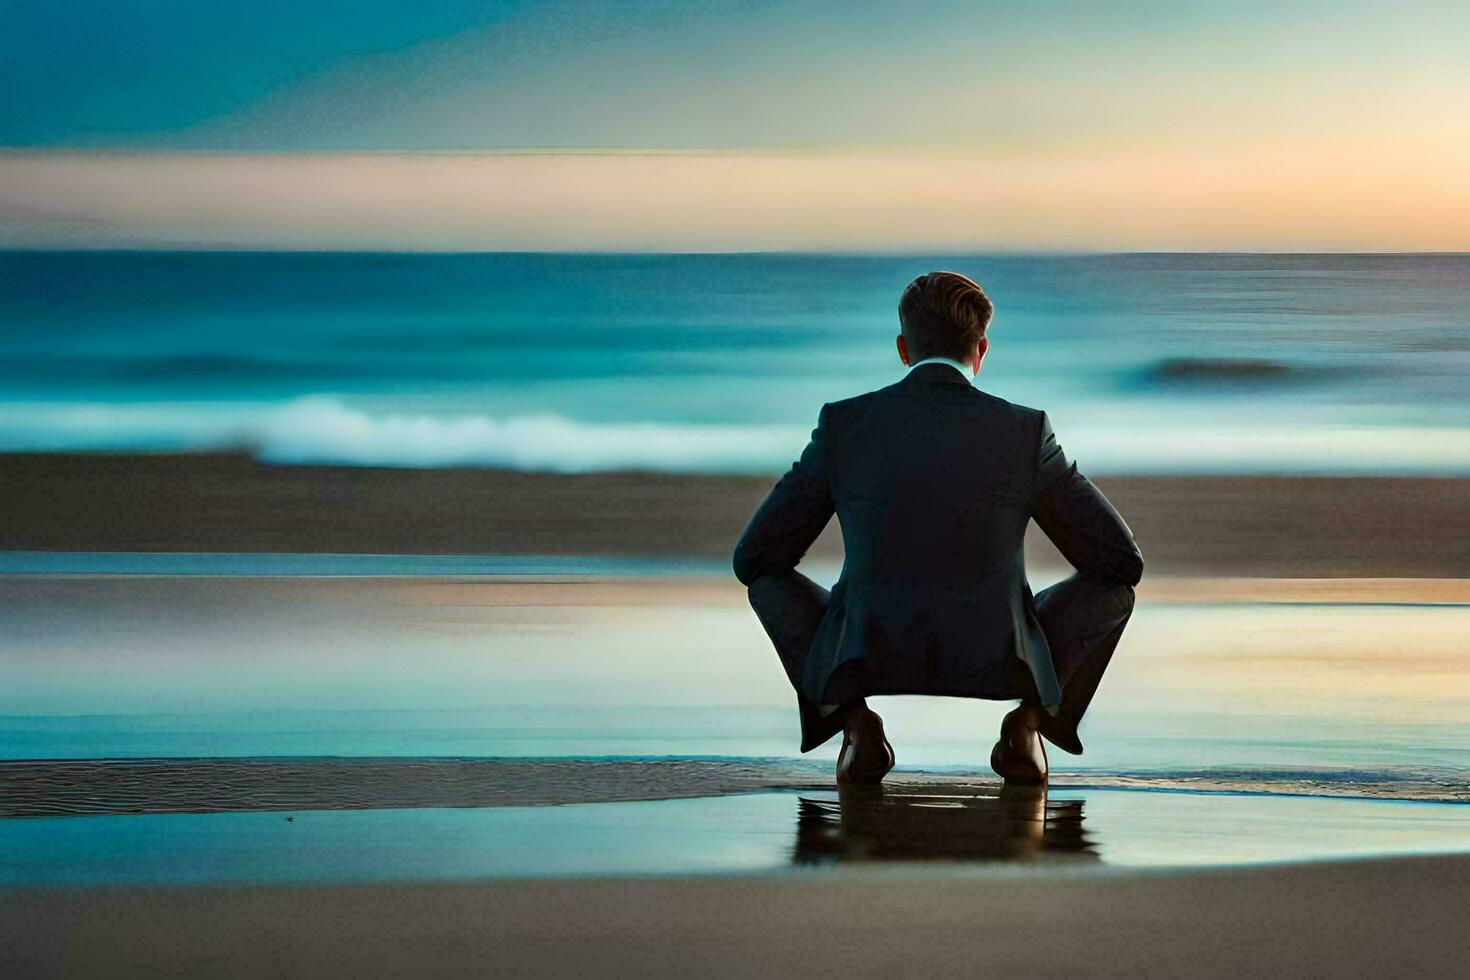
left=0, top=396, right=1467, bottom=474
left=1138, top=357, right=1338, bottom=387
left=0, top=397, right=807, bottom=473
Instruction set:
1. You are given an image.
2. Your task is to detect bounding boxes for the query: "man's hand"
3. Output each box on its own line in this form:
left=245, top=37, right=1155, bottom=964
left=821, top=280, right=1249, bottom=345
left=732, top=403, right=837, bottom=586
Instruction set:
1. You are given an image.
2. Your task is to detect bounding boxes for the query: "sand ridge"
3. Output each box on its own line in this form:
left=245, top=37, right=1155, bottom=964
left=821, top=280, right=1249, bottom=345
left=2, top=454, right=1467, bottom=578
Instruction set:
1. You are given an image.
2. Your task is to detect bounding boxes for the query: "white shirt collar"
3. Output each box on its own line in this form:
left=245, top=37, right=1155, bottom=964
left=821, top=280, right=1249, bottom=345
left=908, top=355, right=973, bottom=380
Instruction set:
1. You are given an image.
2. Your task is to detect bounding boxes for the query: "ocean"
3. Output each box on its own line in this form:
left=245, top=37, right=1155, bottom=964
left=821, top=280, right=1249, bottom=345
left=2, top=250, right=1467, bottom=474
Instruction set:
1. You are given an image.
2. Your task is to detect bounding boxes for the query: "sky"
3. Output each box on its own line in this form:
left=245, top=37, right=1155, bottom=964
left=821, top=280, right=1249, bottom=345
left=2, top=0, right=1468, bottom=250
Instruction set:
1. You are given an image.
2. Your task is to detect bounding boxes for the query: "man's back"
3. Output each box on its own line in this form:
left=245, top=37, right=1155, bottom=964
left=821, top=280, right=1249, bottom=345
left=831, top=363, right=1040, bottom=588
left=733, top=360, right=1143, bottom=714
left=735, top=270, right=1142, bottom=779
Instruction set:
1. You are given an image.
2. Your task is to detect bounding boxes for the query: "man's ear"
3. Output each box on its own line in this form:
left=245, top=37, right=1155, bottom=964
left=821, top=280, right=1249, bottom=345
left=896, top=334, right=910, bottom=366
left=975, top=336, right=989, bottom=371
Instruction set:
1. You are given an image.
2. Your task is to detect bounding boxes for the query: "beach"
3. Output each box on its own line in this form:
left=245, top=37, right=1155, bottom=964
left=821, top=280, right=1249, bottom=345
left=3, top=518, right=1467, bottom=979
left=4, top=454, right=1469, bottom=977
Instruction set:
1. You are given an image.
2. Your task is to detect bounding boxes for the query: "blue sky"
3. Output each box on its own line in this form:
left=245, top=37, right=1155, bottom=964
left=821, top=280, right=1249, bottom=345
left=6, top=0, right=1466, bottom=151
left=2, top=1, right=1467, bottom=248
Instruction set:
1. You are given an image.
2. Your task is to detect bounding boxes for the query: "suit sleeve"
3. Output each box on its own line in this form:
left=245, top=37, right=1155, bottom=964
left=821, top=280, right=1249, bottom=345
left=1031, top=411, right=1144, bottom=586
left=732, top=403, right=836, bottom=586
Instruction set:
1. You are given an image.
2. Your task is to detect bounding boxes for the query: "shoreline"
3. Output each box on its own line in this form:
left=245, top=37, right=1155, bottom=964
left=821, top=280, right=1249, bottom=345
left=2, top=452, right=1467, bottom=578
left=2, top=759, right=1467, bottom=816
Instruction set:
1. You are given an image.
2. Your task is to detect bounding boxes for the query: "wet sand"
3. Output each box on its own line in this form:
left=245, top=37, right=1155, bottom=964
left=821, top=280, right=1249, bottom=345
left=2, top=758, right=1466, bottom=818
left=2, top=855, right=1466, bottom=978
left=2, top=452, right=1467, bottom=577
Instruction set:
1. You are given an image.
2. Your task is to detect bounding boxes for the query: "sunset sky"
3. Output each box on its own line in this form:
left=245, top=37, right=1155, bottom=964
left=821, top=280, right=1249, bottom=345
left=3, top=0, right=1468, bottom=250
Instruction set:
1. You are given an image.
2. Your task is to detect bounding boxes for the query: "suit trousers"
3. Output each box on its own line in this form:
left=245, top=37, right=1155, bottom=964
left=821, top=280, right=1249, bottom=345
left=747, top=568, right=1135, bottom=752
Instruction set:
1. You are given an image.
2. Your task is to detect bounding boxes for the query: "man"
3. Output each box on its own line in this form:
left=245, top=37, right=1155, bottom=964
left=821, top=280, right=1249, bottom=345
left=732, top=271, right=1143, bottom=785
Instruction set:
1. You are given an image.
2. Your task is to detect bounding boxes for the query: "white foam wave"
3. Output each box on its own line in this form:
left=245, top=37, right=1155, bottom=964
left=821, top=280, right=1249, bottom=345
left=0, top=397, right=808, bottom=473
left=0, top=396, right=1465, bottom=474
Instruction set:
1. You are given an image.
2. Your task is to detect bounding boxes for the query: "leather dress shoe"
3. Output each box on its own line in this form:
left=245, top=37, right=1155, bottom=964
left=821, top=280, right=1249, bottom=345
left=1034, top=709, right=1084, bottom=756
left=835, top=706, right=895, bottom=785
left=989, top=707, right=1048, bottom=785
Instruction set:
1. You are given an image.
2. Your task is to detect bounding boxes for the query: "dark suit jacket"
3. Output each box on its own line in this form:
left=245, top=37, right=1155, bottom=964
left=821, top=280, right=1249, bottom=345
left=732, top=361, right=1143, bottom=710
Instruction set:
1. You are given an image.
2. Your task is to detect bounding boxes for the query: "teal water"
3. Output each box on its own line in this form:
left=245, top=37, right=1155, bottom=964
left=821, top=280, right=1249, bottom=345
left=2, top=251, right=1467, bottom=473
left=2, top=570, right=1466, bottom=883
left=2, top=573, right=1466, bottom=777
left=0, top=550, right=728, bottom=577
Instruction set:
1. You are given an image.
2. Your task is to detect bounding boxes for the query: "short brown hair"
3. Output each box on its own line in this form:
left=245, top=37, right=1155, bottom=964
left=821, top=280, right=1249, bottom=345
left=898, top=271, right=993, bottom=361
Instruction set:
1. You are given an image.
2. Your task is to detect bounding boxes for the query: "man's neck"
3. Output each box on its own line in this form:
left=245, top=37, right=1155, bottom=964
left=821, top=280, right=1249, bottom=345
left=908, top=355, right=973, bottom=379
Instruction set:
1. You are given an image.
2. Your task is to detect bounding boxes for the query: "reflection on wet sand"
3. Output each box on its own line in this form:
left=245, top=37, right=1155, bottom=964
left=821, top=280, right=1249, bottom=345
left=793, top=784, right=1099, bottom=866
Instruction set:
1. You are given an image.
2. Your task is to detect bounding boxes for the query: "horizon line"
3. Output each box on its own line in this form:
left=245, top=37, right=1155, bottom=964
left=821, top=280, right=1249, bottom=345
left=4, top=246, right=1470, bottom=257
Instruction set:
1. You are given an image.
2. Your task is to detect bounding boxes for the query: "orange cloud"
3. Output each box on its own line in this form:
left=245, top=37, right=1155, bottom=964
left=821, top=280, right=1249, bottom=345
left=3, top=135, right=1468, bottom=251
